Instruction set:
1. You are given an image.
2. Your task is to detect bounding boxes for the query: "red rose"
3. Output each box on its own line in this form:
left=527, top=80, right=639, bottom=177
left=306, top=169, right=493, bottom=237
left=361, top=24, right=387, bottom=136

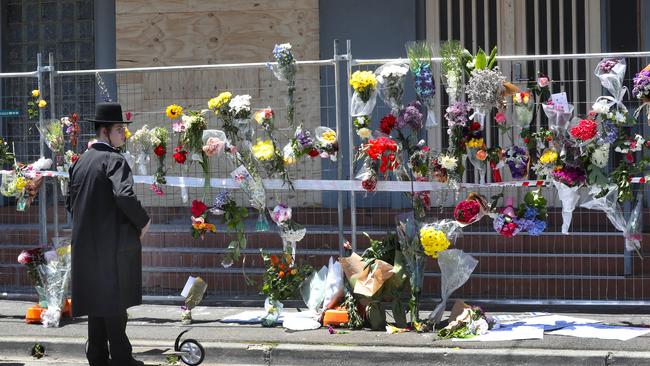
left=500, top=222, right=518, bottom=237
left=523, top=137, right=529, bottom=144
left=154, top=145, right=166, bottom=157
left=191, top=200, right=208, bottom=217
left=380, top=114, right=396, bottom=134
left=308, top=148, right=320, bottom=157
left=626, top=153, right=634, bottom=163
left=71, top=154, right=79, bottom=164
left=361, top=176, right=377, bottom=192
left=173, top=146, right=187, bottom=164
left=453, top=199, right=481, bottom=224
left=470, top=121, right=481, bottom=131
left=569, top=119, right=597, bottom=141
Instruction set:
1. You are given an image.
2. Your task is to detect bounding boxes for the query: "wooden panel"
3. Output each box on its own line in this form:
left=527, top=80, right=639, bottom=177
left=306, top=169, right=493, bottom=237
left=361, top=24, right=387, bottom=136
left=116, top=0, right=318, bottom=14
left=115, top=1, right=322, bottom=207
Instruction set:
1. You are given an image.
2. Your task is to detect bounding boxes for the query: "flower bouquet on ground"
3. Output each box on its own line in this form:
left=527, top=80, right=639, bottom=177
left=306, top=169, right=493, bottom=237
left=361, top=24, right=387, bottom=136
left=269, top=203, right=306, bottom=262
left=406, top=41, right=437, bottom=127
left=17, top=246, right=47, bottom=308
left=314, top=126, right=338, bottom=162
left=210, top=190, right=248, bottom=268
left=190, top=199, right=216, bottom=240
left=375, top=62, right=409, bottom=115
left=38, top=244, right=72, bottom=327
left=437, top=301, right=497, bottom=338
left=180, top=276, right=208, bottom=325
left=551, top=164, right=586, bottom=234
left=131, top=125, right=154, bottom=175
left=260, top=250, right=313, bottom=327
left=453, top=193, right=489, bottom=226
left=150, top=126, right=168, bottom=196
left=350, top=70, right=378, bottom=117
left=513, top=91, right=534, bottom=128
left=504, top=145, right=530, bottom=180
left=267, top=43, right=297, bottom=127
left=633, top=65, right=650, bottom=125
left=231, top=165, right=268, bottom=232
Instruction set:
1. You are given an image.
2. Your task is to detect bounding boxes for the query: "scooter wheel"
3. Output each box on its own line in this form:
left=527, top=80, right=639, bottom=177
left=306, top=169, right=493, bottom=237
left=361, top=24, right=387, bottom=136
left=179, top=339, right=204, bottom=365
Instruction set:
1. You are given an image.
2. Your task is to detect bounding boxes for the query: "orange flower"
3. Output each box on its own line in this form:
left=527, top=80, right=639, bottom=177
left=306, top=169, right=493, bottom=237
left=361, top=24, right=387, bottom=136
left=476, top=149, right=487, bottom=161
left=278, top=271, right=285, bottom=278
left=270, top=255, right=279, bottom=266
left=192, top=222, right=216, bottom=233
left=279, top=263, right=286, bottom=271
left=290, top=268, right=298, bottom=275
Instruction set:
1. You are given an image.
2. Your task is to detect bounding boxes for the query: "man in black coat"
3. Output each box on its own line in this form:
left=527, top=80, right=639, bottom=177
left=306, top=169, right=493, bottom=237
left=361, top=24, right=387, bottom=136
left=67, top=102, right=151, bottom=366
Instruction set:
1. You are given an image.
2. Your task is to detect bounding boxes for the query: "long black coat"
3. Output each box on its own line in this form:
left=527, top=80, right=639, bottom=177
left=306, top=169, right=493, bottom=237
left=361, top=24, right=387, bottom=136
left=66, top=142, right=150, bottom=317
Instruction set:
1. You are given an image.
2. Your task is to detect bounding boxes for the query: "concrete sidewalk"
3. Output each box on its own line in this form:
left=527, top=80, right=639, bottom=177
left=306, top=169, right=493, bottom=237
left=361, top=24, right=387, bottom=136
left=1, top=300, right=650, bottom=365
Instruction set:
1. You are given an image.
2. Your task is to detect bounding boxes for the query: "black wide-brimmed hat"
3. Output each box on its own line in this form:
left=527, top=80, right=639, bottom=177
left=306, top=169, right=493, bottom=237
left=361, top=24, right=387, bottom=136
left=86, top=102, right=132, bottom=124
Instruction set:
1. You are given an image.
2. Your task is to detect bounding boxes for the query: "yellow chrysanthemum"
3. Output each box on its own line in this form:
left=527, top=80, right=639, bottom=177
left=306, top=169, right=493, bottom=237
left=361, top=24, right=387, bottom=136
left=466, top=138, right=484, bottom=149
left=349, top=70, right=377, bottom=94
left=322, top=130, right=337, bottom=143
left=166, top=104, right=183, bottom=119
left=539, top=149, right=558, bottom=165
left=38, top=99, right=47, bottom=108
left=419, top=226, right=450, bottom=259
left=15, top=176, right=27, bottom=191
left=124, top=127, right=132, bottom=140
left=208, top=92, right=232, bottom=113
left=251, top=139, right=275, bottom=161
left=31, top=89, right=40, bottom=98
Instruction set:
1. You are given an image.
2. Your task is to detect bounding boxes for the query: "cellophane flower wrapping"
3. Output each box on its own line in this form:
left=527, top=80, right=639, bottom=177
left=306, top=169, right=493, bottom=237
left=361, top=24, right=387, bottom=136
left=350, top=88, right=378, bottom=117
left=396, top=212, right=424, bottom=323
left=269, top=203, right=306, bottom=261
left=428, top=249, right=478, bottom=326
left=131, top=125, right=155, bottom=175
left=594, top=58, right=627, bottom=109
left=38, top=244, right=71, bottom=328
left=625, top=193, right=643, bottom=253
left=542, top=102, right=574, bottom=137
left=552, top=180, right=581, bottom=234
left=512, top=91, right=534, bottom=128
left=375, top=62, right=409, bottom=115
left=231, top=165, right=268, bottom=231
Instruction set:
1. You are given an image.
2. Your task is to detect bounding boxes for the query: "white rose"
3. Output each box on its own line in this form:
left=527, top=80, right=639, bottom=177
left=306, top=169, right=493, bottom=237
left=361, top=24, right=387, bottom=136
left=357, top=127, right=372, bottom=139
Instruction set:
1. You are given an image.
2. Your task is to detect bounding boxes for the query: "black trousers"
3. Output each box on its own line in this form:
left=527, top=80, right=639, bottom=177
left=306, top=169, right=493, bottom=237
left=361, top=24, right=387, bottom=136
left=87, top=310, right=133, bottom=366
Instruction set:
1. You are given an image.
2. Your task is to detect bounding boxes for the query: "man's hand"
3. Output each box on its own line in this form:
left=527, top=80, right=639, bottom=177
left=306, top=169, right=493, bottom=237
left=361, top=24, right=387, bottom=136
left=140, top=219, right=151, bottom=240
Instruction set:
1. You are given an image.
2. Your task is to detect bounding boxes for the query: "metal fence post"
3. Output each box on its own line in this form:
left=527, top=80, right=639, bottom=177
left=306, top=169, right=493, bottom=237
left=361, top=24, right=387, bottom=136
left=333, top=39, right=345, bottom=256
left=345, top=40, right=357, bottom=251
left=36, top=53, right=48, bottom=245
left=48, top=53, right=59, bottom=239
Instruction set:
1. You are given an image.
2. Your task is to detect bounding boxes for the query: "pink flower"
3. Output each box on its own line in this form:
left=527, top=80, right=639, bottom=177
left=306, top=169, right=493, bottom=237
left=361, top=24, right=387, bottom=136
left=626, top=153, right=634, bottom=163
left=172, top=121, right=185, bottom=133
left=272, top=204, right=292, bottom=224
left=202, top=137, right=225, bottom=157
left=151, top=184, right=164, bottom=196
left=538, top=76, right=550, bottom=88
left=495, top=112, right=506, bottom=125
left=124, top=111, right=133, bottom=121
left=17, top=251, right=32, bottom=265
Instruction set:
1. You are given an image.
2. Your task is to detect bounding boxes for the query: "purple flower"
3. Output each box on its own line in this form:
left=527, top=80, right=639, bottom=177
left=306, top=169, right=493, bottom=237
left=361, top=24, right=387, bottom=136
left=601, top=120, right=618, bottom=144
left=505, top=146, right=529, bottom=179
left=295, top=127, right=314, bottom=148
left=528, top=219, right=547, bottom=236
left=523, top=206, right=538, bottom=220
left=444, top=101, right=470, bottom=127
left=397, top=100, right=424, bottom=130
left=598, top=58, right=619, bottom=74
left=551, top=165, right=586, bottom=187
left=414, top=63, right=435, bottom=99
left=213, top=190, right=231, bottom=210
left=632, top=70, right=650, bottom=99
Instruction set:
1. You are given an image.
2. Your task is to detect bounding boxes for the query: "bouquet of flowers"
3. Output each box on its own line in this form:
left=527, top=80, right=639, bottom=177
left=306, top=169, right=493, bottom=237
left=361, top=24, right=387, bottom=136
left=17, top=246, right=47, bottom=307
left=436, top=302, right=494, bottom=338
left=532, top=148, right=560, bottom=179
left=179, top=110, right=210, bottom=198
left=260, top=250, right=312, bottom=326
left=569, top=118, right=599, bottom=147
left=210, top=190, right=248, bottom=268
left=440, top=40, right=466, bottom=103
left=190, top=199, right=216, bottom=240
left=380, top=113, right=397, bottom=135
left=595, top=58, right=627, bottom=114
left=291, top=125, right=320, bottom=159
left=466, top=133, right=487, bottom=184
left=551, top=165, right=586, bottom=234
left=254, top=108, right=292, bottom=188
left=487, top=146, right=504, bottom=183
left=504, top=145, right=530, bottom=180
left=375, top=62, right=409, bottom=115
left=353, top=115, right=372, bottom=140
left=542, top=100, right=575, bottom=138
left=1, top=166, right=44, bottom=211
left=27, top=89, right=46, bottom=120
left=268, top=43, right=297, bottom=127
left=406, top=41, right=437, bottom=127
left=419, top=220, right=461, bottom=259
left=38, top=244, right=72, bottom=327
left=466, top=67, right=506, bottom=127
left=314, top=126, right=338, bottom=162
left=513, top=91, right=534, bottom=128
left=514, top=190, right=548, bottom=236
left=356, top=135, right=400, bottom=193
left=453, top=193, right=489, bottom=226
left=0, top=137, right=14, bottom=166
left=39, top=119, right=65, bottom=156
left=209, top=92, right=237, bottom=142
left=150, top=126, right=168, bottom=196
left=396, top=100, right=424, bottom=131
left=493, top=197, right=521, bottom=237
left=396, top=212, right=425, bottom=327
left=231, top=165, right=268, bottom=231
left=445, top=101, right=470, bottom=175
left=349, top=70, right=378, bottom=117
left=269, top=203, right=306, bottom=262
left=131, top=125, right=154, bottom=175
left=61, top=113, right=80, bottom=151
left=633, top=65, right=650, bottom=125
left=430, top=152, right=460, bottom=186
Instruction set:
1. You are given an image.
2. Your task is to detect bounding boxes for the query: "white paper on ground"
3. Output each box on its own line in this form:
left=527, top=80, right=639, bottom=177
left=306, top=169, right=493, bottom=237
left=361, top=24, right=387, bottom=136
left=220, top=310, right=285, bottom=324
left=547, top=323, right=650, bottom=341
left=453, top=325, right=544, bottom=342
left=501, top=315, right=600, bottom=331
left=490, top=312, right=549, bottom=323
left=282, top=310, right=321, bottom=330
left=180, top=276, right=196, bottom=298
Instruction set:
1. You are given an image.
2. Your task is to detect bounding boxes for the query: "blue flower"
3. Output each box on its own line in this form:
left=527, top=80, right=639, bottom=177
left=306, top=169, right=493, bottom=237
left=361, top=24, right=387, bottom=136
left=528, top=219, right=547, bottom=236
left=523, top=206, right=538, bottom=220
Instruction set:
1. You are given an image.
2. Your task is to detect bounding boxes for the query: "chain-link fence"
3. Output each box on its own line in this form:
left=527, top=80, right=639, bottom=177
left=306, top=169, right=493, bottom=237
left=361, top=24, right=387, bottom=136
left=1, top=45, right=650, bottom=305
